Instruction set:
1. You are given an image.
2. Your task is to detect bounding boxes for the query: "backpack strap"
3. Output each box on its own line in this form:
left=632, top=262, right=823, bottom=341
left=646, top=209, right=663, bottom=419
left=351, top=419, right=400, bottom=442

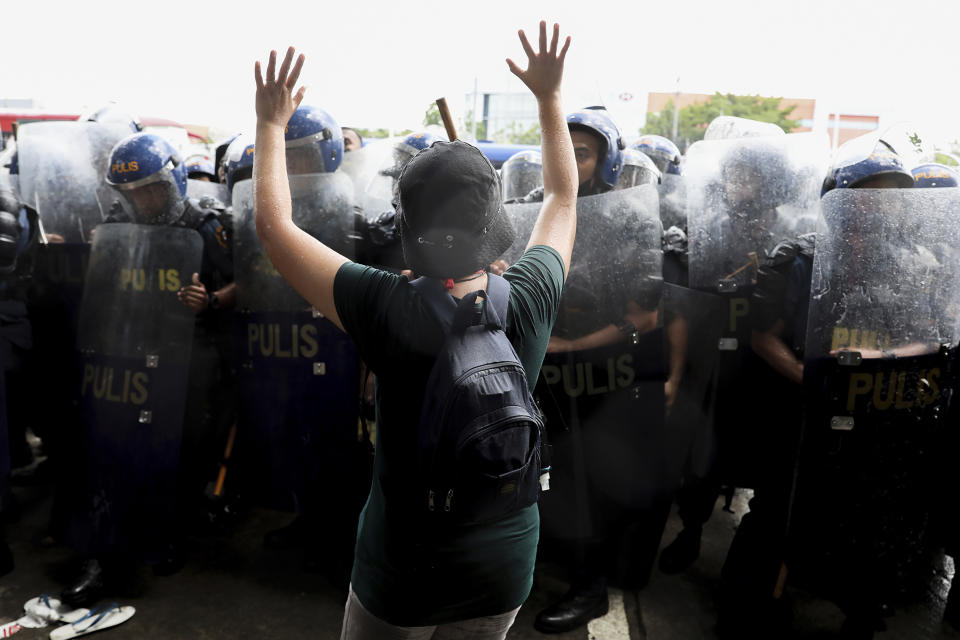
left=410, top=273, right=511, bottom=334
left=409, top=276, right=457, bottom=333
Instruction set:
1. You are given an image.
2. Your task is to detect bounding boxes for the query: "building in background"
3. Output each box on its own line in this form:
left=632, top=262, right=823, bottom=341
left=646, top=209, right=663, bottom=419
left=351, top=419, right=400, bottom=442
left=466, top=91, right=539, bottom=142
left=645, top=91, right=878, bottom=148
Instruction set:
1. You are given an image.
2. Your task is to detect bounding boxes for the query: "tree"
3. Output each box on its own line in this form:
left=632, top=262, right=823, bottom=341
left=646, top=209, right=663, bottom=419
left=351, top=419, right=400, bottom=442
left=495, top=121, right=541, bottom=145
left=464, top=110, right=487, bottom=141
left=642, top=93, right=801, bottom=151
left=351, top=127, right=412, bottom=140
left=423, top=103, right=442, bottom=128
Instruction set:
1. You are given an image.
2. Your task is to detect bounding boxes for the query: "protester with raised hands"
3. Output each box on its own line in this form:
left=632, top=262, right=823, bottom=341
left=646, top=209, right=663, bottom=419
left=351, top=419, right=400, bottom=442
left=253, top=20, right=576, bottom=639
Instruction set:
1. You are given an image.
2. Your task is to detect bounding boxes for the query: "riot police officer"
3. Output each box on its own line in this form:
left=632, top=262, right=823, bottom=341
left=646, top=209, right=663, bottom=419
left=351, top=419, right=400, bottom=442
left=342, top=127, right=363, bottom=153
left=242, top=105, right=364, bottom=583
left=532, top=108, right=668, bottom=634
left=0, top=186, right=38, bottom=577
left=61, top=132, right=236, bottom=604
left=719, top=139, right=915, bottom=639
left=185, top=155, right=217, bottom=183
left=632, top=134, right=681, bottom=175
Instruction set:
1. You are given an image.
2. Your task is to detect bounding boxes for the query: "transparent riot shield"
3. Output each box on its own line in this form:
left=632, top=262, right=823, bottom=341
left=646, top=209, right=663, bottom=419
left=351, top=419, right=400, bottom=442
left=232, top=176, right=360, bottom=513
left=339, top=138, right=398, bottom=216
left=791, top=188, right=960, bottom=617
left=658, top=173, right=686, bottom=231
left=186, top=179, right=229, bottom=209
left=503, top=185, right=669, bottom=587
left=500, top=151, right=543, bottom=201
left=66, top=224, right=202, bottom=556
left=18, top=121, right=129, bottom=475
left=686, top=132, right=829, bottom=293
left=17, top=121, right=133, bottom=243
left=683, top=133, right=830, bottom=490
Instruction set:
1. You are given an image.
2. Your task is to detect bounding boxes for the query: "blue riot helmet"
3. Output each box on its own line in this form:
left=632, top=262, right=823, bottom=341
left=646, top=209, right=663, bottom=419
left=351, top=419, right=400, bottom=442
left=911, top=162, right=960, bottom=188
left=106, top=132, right=187, bottom=225
left=81, top=103, right=143, bottom=133
left=500, top=149, right=543, bottom=201
left=184, top=154, right=216, bottom=181
left=617, top=148, right=662, bottom=190
left=391, top=132, right=444, bottom=177
left=821, top=137, right=914, bottom=196
left=284, top=105, right=343, bottom=175
left=566, top=109, right=624, bottom=191
left=224, top=134, right=255, bottom=192
left=633, top=134, right=681, bottom=175
left=214, top=134, right=239, bottom=183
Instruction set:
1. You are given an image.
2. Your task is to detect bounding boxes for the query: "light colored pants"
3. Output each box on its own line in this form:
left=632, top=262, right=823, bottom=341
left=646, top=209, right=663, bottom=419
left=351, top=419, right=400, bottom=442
left=340, top=585, right=520, bottom=640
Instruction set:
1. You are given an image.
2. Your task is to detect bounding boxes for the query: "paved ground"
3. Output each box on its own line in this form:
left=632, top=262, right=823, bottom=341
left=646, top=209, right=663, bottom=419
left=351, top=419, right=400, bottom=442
left=3, top=478, right=960, bottom=639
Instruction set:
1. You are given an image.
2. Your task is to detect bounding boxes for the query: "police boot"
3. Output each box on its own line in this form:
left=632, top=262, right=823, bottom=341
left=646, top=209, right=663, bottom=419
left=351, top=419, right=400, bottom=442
left=658, top=526, right=701, bottom=574
left=534, top=578, right=608, bottom=634
left=61, top=558, right=105, bottom=608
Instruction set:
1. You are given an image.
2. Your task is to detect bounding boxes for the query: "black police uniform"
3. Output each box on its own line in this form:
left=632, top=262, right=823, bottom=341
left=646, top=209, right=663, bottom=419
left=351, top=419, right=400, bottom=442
left=717, top=239, right=812, bottom=635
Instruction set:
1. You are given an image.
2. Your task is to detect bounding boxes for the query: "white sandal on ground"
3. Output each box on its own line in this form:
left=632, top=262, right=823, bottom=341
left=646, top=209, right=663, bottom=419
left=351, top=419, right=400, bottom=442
left=48, top=604, right=134, bottom=640
left=23, top=595, right=90, bottom=627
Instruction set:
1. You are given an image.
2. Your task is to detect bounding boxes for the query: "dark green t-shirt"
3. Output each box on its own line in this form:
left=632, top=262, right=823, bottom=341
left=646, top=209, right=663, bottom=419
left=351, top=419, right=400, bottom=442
left=333, top=245, right=565, bottom=626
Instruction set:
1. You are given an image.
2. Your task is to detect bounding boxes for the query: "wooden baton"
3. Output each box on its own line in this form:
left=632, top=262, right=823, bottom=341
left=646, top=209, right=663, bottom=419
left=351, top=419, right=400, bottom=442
left=435, top=97, right=458, bottom=141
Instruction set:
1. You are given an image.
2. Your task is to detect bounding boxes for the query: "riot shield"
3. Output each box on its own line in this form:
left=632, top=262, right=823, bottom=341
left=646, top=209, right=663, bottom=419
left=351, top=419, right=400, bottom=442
left=186, top=179, right=229, bottom=208
left=66, top=224, right=202, bottom=556
left=232, top=176, right=360, bottom=513
left=503, top=186, right=669, bottom=585
left=17, top=121, right=133, bottom=243
left=684, top=133, right=829, bottom=490
left=339, top=138, right=397, bottom=216
left=791, top=188, right=960, bottom=612
left=500, top=151, right=543, bottom=201
left=658, top=173, right=686, bottom=231
left=686, top=132, right=829, bottom=293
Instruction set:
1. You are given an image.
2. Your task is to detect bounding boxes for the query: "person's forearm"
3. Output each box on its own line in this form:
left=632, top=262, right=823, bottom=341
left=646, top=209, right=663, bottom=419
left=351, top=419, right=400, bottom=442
left=539, top=94, right=577, bottom=204
left=253, top=122, right=293, bottom=245
left=752, top=330, right=804, bottom=385
left=214, top=281, right=237, bottom=309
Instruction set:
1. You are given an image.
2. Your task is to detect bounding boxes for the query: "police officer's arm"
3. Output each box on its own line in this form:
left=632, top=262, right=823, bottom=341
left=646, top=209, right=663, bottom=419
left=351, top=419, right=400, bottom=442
left=507, top=22, right=577, bottom=279
left=253, top=47, right=348, bottom=330
left=752, top=320, right=804, bottom=386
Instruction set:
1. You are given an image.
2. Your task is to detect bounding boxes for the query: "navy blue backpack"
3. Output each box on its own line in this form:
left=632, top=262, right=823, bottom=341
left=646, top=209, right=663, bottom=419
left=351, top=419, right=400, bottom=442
left=410, top=273, right=548, bottom=525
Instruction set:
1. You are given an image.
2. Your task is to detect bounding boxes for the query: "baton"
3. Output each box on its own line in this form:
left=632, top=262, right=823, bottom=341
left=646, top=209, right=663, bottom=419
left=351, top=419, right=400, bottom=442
left=435, top=97, right=458, bottom=141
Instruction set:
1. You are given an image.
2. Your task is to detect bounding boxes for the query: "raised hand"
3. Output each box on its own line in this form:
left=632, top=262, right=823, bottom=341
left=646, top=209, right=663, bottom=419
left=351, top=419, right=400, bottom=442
left=506, top=21, right=570, bottom=101
left=254, top=46, right=307, bottom=128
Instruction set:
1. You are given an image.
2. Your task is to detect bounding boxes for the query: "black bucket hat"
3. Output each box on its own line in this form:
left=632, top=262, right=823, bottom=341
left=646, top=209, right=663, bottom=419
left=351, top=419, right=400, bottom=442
left=397, top=140, right=516, bottom=278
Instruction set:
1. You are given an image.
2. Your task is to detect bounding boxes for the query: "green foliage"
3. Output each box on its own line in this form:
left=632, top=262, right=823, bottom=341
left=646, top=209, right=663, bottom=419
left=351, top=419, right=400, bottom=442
left=352, top=127, right=390, bottom=139
left=351, top=127, right=412, bottom=140
left=423, top=103, right=442, bottom=127
left=935, top=152, right=959, bottom=166
left=642, top=93, right=801, bottom=150
left=464, top=110, right=487, bottom=141
left=496, top=121, right=541, bottom=145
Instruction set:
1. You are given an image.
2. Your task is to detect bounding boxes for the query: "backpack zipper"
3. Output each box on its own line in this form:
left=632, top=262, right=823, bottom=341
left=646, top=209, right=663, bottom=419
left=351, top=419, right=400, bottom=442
left=429, top=361, right=522, bottom=473
left=456, top=410, right=543, bottom=454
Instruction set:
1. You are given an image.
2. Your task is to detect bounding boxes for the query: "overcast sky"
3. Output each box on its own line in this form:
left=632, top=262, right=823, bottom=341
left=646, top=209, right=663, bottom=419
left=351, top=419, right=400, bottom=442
left=5, top=0, right=960, bottom=145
